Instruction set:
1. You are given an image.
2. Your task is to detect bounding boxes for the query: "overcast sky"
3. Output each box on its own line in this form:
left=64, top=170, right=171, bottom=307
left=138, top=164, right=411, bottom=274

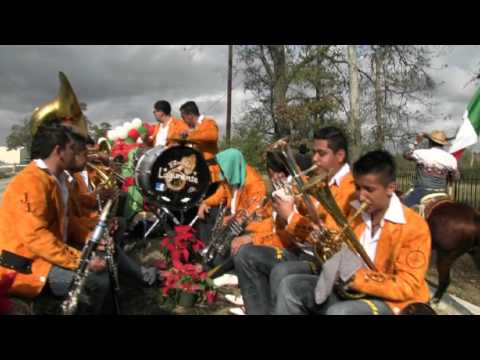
left=0, top=45, right=479, bottom=146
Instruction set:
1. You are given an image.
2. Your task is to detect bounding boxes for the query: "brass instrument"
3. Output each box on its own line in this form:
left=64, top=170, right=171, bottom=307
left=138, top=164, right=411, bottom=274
left=97, top=137, right=112, bottom=154
left=86, top=162, right=125, bottom=191
left=268, top=139, right=322, bottom=226
left=268, top=138, right=376, bottom=299
left=300, top=175, right=376, bottom=272
left=31, top=72, right=89, bottom=138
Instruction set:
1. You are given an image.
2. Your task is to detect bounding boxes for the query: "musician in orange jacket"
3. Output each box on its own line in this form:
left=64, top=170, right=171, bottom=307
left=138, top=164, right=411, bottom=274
left=148, top=100, right=190, bottom=148
left=274, top=150, right=431, bottom=315
left=234, top=127, right=357, bottom=314
left=68, top=148, right=101, bottom=230
left=195, top=149, right=276, bottom=265
left=179, top=101, right=221, bottom=183
left=0, top=121, right=110, bottom=311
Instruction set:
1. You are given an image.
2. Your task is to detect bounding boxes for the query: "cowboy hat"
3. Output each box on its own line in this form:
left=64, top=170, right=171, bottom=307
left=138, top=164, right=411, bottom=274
left=424, top=130, right=449, bottom=146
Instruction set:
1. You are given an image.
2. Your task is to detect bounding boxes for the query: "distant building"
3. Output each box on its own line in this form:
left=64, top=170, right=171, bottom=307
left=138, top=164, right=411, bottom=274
left=0, top=147, right=28, bottom=164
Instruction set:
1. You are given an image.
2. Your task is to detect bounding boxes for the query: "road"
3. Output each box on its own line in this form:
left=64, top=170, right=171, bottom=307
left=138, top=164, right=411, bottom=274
left=0, top=177, right=11, bottom=199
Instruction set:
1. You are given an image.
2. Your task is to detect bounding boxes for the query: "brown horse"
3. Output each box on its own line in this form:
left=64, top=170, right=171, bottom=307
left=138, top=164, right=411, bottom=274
left=427, top=201, right=480, bottom=303
left=396, top=190, right=480, bottom=303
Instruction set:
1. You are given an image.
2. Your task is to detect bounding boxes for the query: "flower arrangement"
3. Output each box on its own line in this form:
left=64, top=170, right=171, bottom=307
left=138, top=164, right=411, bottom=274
left=154, top=226, right=217, bottom=307
left=107, top=118, right=155, bottom=162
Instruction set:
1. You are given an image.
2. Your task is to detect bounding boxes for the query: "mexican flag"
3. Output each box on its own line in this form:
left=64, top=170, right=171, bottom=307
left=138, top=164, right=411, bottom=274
left=449, top=85, right=480, bottom=160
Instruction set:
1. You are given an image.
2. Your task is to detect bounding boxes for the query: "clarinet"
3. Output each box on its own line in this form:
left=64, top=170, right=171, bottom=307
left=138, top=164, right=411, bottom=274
left=104, top=239, right=121, bottom=314
left=61, top=199, right=115, bottom=315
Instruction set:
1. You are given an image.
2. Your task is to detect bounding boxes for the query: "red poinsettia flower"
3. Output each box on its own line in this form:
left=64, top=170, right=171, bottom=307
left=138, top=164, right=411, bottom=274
left=121, top=176, right=136, bottom=192
left=175, top=225, right=193, bottom=234
left=192, top=241, right=205, bottom=252
left=0, top=272, right=16, bottom=315
left=153, top=259, right=168, bottom=270
left=206, top=291, right=216, bottom=305
left=157, top=225, right=215, bottom=304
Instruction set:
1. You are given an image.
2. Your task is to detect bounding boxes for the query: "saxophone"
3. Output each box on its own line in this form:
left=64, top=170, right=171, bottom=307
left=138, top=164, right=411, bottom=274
left=200, top=203, right=228, bottom=265
left=61, top=199, right=116, bottom=315
left=202, top=197, right=268, bottom=270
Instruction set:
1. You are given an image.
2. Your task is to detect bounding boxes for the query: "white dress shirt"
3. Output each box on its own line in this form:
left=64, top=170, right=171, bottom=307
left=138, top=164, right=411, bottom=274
left=79, top=169, right=93, bottom=192
left=350, top=193, right=406, bottom=262
left=287, top=163, right=351, bottom=225
left=329, top=163, right=351, bottom=187
left=411, top=148, right=458, bottom=171
left=155, top=118, right=172, bottom=147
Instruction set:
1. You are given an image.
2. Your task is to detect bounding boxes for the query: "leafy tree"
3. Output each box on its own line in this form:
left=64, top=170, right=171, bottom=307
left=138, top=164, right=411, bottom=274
left=6, top=117, right=33, bottom=156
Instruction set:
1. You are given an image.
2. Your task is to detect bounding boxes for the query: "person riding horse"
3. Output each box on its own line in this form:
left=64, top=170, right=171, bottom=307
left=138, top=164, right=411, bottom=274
left=403, top=130, right=460, bottom=208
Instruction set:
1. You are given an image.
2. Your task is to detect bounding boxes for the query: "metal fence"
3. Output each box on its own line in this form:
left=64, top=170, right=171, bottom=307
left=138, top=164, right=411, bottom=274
left=397, top=171, right=480, bottom=209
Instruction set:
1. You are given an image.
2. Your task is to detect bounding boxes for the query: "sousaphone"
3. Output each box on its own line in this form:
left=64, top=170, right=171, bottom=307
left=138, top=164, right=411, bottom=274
left=31, top=71, right=89, bottom=138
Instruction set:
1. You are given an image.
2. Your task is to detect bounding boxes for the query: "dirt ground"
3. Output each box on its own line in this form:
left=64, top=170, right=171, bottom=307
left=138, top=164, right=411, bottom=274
left=427, top=251, right=480, bottom=307
left=121, top=241, right=480, bottom=315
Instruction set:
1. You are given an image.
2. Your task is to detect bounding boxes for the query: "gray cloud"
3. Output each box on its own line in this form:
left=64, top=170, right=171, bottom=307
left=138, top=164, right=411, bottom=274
left=0, top=45, right=237, bottom=144
left=0, top=45, right=479, bottom=148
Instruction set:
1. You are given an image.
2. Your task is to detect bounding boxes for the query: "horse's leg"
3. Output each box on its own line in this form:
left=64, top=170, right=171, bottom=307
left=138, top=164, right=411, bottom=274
left=432, top=251, right=455, bottom=304
left=469, top=248, right=480, bottom=270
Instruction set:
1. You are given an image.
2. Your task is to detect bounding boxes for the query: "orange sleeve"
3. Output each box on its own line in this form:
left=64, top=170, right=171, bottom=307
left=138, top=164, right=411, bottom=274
left=203, top=182, right=229, bottom=208
left=246, top=216, right=273, bottom=236
left=251, top=232, right=285, bottom=248
left=351, top=220, right=431, bottom=302
left=68, top=216, right=94, bottom=245
left=187, top=119, right=219, bottom=143
left=167, top=119, right=190, bottom=146
left=286, top=175, right=355, bottom=243
left=284, top=197, right=327, bottom=244
left=14, top=181, right=81, bottom=270
left=241, top=167, right=268, bottom=215
left=78, top=193, right=98, bottom=211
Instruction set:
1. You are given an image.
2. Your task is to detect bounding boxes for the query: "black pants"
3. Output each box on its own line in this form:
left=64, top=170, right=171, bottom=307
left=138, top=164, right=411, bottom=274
left=47, top=245, right=146, bottom=314
left=47, top=265, right=111, bottom=314
left=233, top=244, right=317, bottom=315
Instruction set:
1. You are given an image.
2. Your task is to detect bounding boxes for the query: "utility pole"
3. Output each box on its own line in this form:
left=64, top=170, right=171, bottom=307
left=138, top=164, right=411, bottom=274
left=226, top=45, right=233, bottom=146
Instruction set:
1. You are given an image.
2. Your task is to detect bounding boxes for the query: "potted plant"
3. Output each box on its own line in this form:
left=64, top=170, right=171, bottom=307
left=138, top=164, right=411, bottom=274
left=155, top=226, right=217, bottom=308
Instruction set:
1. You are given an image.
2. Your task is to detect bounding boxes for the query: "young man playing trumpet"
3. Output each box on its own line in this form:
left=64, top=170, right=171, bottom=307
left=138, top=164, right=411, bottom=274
left=234, top=127, right=357, bottom=315
left=274, top=151, right=431, bottom=315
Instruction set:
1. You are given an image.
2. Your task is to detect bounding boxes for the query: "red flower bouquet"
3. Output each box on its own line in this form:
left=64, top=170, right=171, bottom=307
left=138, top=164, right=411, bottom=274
left=154, top=226, right=217, bottom=307
left=0, top=272, right=16, bottom=315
